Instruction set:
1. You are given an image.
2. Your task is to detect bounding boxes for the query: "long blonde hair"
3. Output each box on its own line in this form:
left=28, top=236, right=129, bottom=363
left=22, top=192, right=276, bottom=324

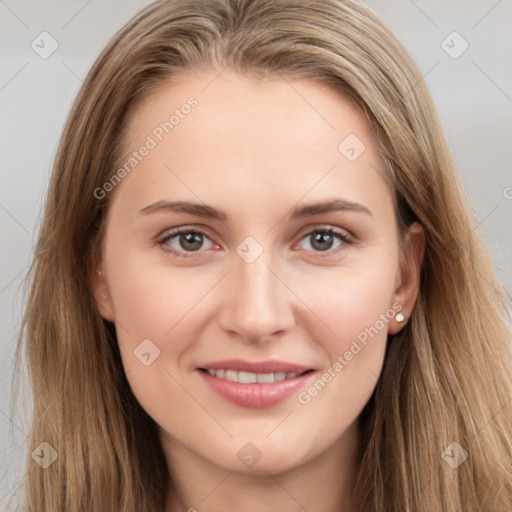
left=14, top=0, right=512, bottom=510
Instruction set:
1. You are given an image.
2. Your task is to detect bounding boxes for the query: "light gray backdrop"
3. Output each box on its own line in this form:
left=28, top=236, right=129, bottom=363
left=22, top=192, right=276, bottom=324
left=1, top=0, right=511, bottom=509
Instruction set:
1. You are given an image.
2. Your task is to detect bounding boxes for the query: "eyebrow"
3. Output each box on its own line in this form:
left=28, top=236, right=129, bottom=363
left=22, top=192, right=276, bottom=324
left=139, top=198, right=372, bottom=220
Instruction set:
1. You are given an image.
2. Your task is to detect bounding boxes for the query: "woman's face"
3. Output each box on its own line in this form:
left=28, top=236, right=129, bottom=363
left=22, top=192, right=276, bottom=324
left=94, top=69, right=422, bottom=475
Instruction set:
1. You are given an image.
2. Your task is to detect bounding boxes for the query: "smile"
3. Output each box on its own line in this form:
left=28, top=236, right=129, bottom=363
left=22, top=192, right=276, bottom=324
left=196, top=359, right=316, bottom=408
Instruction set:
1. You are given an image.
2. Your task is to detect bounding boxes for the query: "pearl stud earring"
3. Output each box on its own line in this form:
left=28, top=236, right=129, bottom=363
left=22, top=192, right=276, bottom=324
left=395, top=312, right=405, bottom=323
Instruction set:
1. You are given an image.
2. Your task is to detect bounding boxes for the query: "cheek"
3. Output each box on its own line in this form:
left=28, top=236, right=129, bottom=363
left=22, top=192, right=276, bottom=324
left=293, top=248, right=398, bottom=351
left=106, top=256, right=206, bottom=422
left=283, top=280, right=392, bottom=457
left=287, top=256, right=397, bottom=418
left=320, top=277, right=395, bottom=354
left=102, top=234, right=213, bottom=391
left=106, top=243, right=216, bottom=336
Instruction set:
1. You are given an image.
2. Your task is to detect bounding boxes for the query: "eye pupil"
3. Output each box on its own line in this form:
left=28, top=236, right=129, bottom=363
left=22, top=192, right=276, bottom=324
left=180, top=232, right=203, bottom=251
left=311, top=231, right=333, bottom=251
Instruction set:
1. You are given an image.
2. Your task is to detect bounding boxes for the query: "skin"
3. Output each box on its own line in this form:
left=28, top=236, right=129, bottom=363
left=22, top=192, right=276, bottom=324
left=93, top=68, right=424, bottom=512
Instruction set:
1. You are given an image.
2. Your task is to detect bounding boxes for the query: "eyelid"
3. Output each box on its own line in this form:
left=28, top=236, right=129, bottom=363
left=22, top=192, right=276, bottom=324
left=157, top=224, right=215, bottom=241
left=295, top=223, right=353, bottom=242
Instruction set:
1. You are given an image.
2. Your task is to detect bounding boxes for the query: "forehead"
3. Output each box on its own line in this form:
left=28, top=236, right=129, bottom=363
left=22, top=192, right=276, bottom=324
left=125, top=69, right=378, bottom=152
left=111, top=69, right=392, bottom=224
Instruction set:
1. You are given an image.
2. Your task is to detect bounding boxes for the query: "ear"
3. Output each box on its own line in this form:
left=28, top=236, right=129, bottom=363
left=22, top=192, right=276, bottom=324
left=388, top=222, right=425, bottom=334
left=90, top=253, right=115, bottom=322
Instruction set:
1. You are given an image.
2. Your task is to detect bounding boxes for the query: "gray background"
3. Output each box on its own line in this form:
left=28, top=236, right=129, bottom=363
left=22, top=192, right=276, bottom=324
left=1, top=0, right=511, bottom=508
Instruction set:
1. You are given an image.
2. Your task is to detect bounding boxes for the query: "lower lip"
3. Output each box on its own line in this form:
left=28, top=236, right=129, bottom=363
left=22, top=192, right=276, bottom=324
left=198, top=370, right=315, bottom=408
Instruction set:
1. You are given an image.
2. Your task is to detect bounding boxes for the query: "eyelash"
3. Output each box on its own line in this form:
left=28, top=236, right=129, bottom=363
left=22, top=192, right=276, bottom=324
left=156, top=226, right=354, bottom=260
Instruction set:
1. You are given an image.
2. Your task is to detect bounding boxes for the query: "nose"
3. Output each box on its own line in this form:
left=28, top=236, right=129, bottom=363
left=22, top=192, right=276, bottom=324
left=217, top=250, right=296, bottom=344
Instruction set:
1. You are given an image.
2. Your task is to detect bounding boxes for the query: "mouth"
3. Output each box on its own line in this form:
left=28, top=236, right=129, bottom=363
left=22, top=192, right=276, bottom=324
left=196, top=359, right=316, bottom=408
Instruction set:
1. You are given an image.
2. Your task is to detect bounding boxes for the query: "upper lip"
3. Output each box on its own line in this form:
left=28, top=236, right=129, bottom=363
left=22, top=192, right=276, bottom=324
left=199, top=359, right=313, bottom=374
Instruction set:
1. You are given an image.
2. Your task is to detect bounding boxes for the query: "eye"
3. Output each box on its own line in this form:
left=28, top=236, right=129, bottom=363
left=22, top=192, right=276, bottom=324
left=295, top=227, right=353, bottom=257
left=157, top=226, right=353, bottom=260
left=157, top=228, right=217, bottom=259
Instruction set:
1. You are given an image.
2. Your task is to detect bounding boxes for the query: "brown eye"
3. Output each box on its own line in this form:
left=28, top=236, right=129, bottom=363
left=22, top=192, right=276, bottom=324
left=158, top=228, right=215, bottom=258
left=310, top=231, right=336, bottom=251
left=296, top=228, right=353, bottom=257
left=175, top=231, right=204, bottom=251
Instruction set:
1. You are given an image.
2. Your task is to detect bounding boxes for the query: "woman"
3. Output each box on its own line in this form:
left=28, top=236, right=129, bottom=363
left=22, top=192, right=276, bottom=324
left=16, top=0, right=512, bottom=510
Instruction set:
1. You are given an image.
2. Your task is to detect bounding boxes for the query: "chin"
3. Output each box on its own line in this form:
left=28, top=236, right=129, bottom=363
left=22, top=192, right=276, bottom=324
left=217, top=438, right=312, bottom=476
left=227, top=454, right=304, bottom=476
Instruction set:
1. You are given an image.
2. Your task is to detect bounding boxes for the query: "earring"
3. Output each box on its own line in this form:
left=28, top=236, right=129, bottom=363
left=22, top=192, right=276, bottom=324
left=395, top=312, right=406, bottom=323
left=101, top=295, right=110, bottom=301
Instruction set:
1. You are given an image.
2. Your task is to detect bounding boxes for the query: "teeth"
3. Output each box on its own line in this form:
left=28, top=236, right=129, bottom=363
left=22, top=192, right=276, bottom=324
left=274, top=371, right=286, bottom=382
left=257, top=373, right=274, bottom=383
left=204, top=369, right=300, bottom=383
left=225, top=369, right=238, bottom=382
left=239, top=371, right=257, bottom=383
